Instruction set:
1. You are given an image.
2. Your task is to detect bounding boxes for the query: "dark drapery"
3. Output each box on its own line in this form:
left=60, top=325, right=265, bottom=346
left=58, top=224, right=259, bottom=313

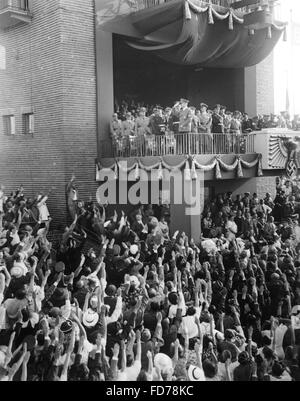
left=125, top=0, right=286, bottom=68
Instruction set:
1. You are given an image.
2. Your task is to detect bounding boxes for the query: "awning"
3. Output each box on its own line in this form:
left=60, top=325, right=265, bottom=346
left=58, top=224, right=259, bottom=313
left=124, top=0, right=286, bottom=68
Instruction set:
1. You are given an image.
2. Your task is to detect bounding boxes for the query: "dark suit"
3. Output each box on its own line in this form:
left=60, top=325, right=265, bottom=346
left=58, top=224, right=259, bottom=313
left=149, top=115, right=166, bottom=136
left=212, top=112, right=224, bottom=134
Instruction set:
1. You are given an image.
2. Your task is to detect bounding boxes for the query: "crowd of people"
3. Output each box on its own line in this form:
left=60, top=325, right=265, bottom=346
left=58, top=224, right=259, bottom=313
left=1, top=176, right=300, bottom=381
left=110, top=99, right=300, bottom=156
left=113, top=98, right=300, bottom=136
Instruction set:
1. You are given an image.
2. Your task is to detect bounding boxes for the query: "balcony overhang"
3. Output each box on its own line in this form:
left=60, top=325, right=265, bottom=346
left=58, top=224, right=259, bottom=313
left=0, top=2, right=32, bottom=29
left=96, top=0, right=287, bottom=68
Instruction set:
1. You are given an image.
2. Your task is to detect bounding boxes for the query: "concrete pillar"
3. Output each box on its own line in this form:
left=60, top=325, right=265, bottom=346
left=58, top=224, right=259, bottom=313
left=245, top=66, right=257, bottom=116
left=244, top=53, right=275, bottom=116
left=169, top=172, right=203, bottom=243
left=95, top=29, right=114, bottom=149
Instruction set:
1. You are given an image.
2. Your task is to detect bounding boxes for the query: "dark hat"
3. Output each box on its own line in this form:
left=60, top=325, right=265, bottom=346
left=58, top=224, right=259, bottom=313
left=60, top=319, right=73, bottom=334
left=168, top=292, right=178, bottom=305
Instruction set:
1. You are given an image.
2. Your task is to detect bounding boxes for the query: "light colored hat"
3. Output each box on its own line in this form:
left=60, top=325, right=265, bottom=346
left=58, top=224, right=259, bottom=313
left=82, top=308, right=99, bottom=328
left=187, top=365, right=206, bottom=381
left=291, top=305, right=300, bottom=315
left=130, top=244, right=139, bottom=256
left=37, top=228, right=46, bottom=237
left=154, top=353, right=173, bottom=375
left=129, top=275, right=140, bottom=288
left=10, top=263, right=26, bottom=278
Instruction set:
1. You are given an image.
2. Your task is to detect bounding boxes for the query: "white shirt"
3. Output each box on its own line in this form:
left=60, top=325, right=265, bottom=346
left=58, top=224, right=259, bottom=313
left=180, top=307, right=201, bottom=339
left=117, top=360, right=142, bottom=381
left=274, top=324, right=288, bottom=360
left=37, top=196, right=50, bottom=222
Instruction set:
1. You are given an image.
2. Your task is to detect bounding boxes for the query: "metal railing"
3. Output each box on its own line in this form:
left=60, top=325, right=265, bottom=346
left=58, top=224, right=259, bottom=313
left=100, top=132, right=256, bottom=158
left=0, top=0, right=29, bottom=11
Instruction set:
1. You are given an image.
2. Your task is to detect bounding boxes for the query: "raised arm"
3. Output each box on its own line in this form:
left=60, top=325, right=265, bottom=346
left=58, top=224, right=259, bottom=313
left=120, top=340, right=127, bottom=372
left=135, top=330, right=142, bottom=363
left=60, top=325, right=76, bottom=381
left=21, top=352, right=30, bottom=381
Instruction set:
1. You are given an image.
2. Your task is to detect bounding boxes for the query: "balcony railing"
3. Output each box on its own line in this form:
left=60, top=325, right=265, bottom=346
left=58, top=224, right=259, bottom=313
left=0, top=0, right=29, bottom=11
left=0, top=0, right=31, bottom=28
left=100, top=132, right=256, bottom=158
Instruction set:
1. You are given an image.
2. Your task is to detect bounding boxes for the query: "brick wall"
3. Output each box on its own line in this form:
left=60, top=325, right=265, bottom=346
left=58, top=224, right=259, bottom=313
left=254, top=175, right=277, bottom=200
left=0, top=0, right=98, bottom=227
left=256, top=52, right=275, bottom=115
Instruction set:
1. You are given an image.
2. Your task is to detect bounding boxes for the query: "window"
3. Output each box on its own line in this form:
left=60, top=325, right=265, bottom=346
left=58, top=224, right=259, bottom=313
left=23, top=113, right=34, bottom=135
left=3, top=115, right=15, bottom=136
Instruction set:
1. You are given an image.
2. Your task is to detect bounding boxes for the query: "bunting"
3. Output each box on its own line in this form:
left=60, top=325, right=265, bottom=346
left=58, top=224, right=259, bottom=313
left=96, top=155, right=262, bottom=181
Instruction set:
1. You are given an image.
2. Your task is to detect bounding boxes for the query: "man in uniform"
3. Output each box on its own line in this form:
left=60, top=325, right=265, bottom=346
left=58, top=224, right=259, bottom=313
left=212, top=104, right=225, bottom=153
left=135, top=107, right=150, bottom=138
left=211, top=104, right=224, bottom=134
left=110, top=113, right=122, bottom=141
left=149, top=106, right=166, bottom=136
left=164, top=107, right=172, bottom=132
left=169, top=102, right=181, bottom=134
left=178, top=98, right=193, bottom=134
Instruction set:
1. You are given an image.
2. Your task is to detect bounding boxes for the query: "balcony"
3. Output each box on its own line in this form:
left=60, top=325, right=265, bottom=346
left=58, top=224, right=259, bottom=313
left=100, top=132, right=256, bottom=158
left=0, top=0, right=32, bottom=29
left=133, top=0, right=246, bottom=12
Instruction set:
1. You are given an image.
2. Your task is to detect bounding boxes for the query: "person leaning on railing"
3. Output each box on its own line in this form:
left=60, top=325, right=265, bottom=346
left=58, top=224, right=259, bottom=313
left=197, top=103, right=212, bottom=154
left=230, top=111, right=242, bottom=154
left=178, top=98, right=193, bottom=134
left=169, top=102, right=181, bottom=134
left=110, top=113, right=122, bottom=143
left=135, top=107, right=150, bottom=153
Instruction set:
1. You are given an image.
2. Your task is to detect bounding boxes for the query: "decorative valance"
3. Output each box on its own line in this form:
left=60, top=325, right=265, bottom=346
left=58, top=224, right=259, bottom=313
left=96, top=154, right=263, bottom=181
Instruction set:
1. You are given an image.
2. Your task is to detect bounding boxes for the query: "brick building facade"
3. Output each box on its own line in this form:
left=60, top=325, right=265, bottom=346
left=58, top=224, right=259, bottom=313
left=0, top=0, right=98, bottom=227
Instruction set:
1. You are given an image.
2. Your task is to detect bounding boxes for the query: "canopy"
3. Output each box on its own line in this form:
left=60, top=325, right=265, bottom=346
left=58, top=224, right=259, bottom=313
left=125, top=0, right=286, bottom=68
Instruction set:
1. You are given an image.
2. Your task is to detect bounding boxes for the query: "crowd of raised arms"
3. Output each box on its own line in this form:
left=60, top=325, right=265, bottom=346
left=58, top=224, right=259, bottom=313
left=1, top=176, right=300, bottom=381
left=110, top=98, right=300, bottom=141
